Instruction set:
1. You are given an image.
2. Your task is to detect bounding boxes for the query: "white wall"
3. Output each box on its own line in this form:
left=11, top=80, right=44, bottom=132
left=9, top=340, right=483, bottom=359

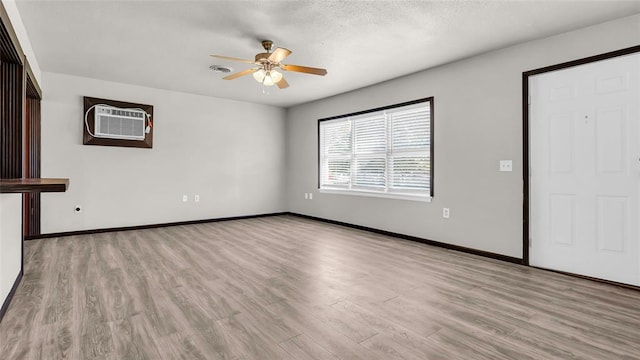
left=1, top=0, right=42, bottom=84
left=41, top=72, right=286, bottom=233
left=286, top=14, right=640, bottom=259
left=0, top=194, right=22, bottom=309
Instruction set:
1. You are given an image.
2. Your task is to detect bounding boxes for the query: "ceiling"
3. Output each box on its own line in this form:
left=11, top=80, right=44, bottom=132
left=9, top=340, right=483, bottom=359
left=15, top=0, right=640, bottom=108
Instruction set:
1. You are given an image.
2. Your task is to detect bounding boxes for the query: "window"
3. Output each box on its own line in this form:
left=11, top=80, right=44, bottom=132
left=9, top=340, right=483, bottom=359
left=318, top=98, right=433, bottom=201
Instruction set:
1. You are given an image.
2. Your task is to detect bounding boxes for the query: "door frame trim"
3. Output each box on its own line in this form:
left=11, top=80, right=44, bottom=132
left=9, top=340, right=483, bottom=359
left=522, top=45, right=640, bottom=265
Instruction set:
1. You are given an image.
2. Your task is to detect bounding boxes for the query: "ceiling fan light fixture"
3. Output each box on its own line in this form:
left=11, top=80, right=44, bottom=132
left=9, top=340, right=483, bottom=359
left=270, top=70, right=283, bottom=83
left=255, top=69, right=282, bottom=87
left=262, top=72, right=276, bottom=86
left=253, top=69, right=266, bottom=82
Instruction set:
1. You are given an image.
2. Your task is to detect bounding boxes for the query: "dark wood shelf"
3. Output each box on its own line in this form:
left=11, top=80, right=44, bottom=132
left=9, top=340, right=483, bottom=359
left=0, top=178, right=69, bottom=193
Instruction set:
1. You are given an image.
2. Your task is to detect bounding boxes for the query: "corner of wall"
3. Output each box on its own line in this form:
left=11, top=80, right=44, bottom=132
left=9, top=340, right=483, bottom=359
left=283, top=106, right=292, bottom=211
left=1, top=0, right=42, bottom=84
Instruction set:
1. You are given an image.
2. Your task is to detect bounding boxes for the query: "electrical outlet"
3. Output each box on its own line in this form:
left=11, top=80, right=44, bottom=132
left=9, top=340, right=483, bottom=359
left=443, top=208, right=450, bottom=219
left=182, top=195, right=188, bottom=202
left=500, top=160, right=513, bottom=172
left=194, top=195, right=200, bottom=202
left=304, top=193, right=309, bottom=199
left=309, top=193, right=313, bottom=200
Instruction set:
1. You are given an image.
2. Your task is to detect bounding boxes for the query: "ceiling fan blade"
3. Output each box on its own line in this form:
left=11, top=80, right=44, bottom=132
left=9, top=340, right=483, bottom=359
left=268, top=47, right=292, bottom=63
left=223, top=68, right=259, bottom=80
left=210, top=55, right=255, bottom=64
left=280, top=64, right=327, bottom=76
left=276, top=77, right=289, bottom=89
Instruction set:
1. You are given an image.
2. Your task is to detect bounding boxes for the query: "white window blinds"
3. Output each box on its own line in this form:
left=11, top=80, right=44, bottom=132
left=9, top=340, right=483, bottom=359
left=319, top=120, right=351, bottom=187
left=319, top=99, right=432, bottom=200
left=353, top=113, right=386, bottom=188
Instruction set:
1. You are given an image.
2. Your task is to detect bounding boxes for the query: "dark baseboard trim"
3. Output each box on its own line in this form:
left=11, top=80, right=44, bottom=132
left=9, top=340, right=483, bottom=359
left=287, top=212, right=523, bottom=265
left=26, top=212, right=288, bottom=240
left=531, top=266, right=640, bottom=292
left=288, top=213, right=640, bottom=291
left=0, top=269, right=23, bottom=323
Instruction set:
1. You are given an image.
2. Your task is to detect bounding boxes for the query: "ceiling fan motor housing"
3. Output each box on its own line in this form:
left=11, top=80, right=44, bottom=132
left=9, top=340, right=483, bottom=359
left=255, top=53, right=271, bottom=63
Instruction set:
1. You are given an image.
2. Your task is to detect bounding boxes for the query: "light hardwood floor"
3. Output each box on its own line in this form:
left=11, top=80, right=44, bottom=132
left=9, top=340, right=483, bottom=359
left=1, top=215, right=639, bottom=359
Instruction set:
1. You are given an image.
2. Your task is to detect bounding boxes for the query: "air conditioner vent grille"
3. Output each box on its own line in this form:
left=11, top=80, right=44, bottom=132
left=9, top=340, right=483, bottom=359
left=94, top=105, right=146, bottom=141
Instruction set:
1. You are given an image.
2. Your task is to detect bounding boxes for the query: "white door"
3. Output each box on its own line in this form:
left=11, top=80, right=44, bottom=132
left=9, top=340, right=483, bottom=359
left=529, top=51, right=640, bottom=286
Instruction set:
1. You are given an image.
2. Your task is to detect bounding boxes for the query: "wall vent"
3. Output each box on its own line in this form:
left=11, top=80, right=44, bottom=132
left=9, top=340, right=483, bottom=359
left=210, top=65, right=233, bottom=73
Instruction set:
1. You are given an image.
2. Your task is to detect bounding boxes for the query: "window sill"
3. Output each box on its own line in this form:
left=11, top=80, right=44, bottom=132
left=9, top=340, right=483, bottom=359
left=318, top=188, right=431, bottom=202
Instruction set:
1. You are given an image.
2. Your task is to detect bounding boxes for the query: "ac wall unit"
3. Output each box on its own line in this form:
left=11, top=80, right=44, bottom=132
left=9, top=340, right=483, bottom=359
left=94, top=105, right=146, bottom=140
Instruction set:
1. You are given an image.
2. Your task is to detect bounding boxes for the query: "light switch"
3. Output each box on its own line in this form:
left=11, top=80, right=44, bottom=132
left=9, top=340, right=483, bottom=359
left=500, top=160, right=513, bottom=172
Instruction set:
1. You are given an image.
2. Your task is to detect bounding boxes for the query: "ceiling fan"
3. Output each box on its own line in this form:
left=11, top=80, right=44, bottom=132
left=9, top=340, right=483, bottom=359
left=210, top=40, right=327, bottom=89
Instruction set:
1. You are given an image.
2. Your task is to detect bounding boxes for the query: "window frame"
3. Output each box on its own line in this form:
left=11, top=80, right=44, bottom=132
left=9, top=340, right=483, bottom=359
left=317, top=97, right=434, bottom=201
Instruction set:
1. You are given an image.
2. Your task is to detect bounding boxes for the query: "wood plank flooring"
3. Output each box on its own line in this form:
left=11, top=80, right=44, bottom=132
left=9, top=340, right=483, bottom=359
left=1, top=215, right=640, bottom=359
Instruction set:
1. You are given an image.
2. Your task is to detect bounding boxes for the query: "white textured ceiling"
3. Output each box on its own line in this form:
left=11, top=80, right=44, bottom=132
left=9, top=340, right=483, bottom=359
left=15, top=0, right=640, bottom=107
